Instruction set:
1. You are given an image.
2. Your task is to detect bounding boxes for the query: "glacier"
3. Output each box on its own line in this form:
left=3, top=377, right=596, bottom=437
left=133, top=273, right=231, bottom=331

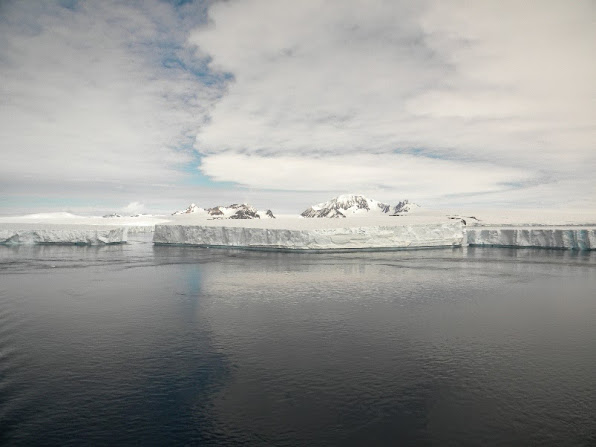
left=153, top=221, right=464, bottom=250
left=466, top=227, right=596, bottom=250
left=0, top=225, right=128, bottom=245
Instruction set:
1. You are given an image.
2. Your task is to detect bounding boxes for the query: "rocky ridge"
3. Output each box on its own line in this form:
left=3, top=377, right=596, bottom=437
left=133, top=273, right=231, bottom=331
left=301, top=194, right=419, bottom=218
left=172, top=203, right=275, bottom=219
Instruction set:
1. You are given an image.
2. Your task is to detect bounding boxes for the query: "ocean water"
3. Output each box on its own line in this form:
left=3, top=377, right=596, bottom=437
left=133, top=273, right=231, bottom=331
left=1, top=234, right=595, bottom=446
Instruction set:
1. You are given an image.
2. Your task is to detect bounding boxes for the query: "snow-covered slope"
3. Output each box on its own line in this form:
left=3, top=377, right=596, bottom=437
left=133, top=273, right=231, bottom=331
left=172, top=203, right=204, bottom=215
left=154, top=221, right=464, bottom=250
left=393, top=200, right=420, bottom=214
left=173, top=203, right=275, bottom=219
left=257, top=209, right=276, bottom=219
left=301, top=194, right=391, bottom=218
left=0, top=224, right=127, bottom=245
left=301, top=194, right=418, bottom=218
left=6, top=212, right=85, bottom=220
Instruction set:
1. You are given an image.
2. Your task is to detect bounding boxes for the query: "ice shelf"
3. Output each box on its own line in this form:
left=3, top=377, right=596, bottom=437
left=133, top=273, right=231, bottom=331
left=466, top=227, right=596, bottom=250
left=124, top=225, right=155, bottom=234
left=153, top=222, right=464, bottom=250
left=0, top=224, right=128, bottom=245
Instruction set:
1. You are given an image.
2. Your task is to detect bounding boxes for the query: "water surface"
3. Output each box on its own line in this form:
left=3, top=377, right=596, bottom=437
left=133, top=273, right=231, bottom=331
left=1, top=235, right=595, bottom=445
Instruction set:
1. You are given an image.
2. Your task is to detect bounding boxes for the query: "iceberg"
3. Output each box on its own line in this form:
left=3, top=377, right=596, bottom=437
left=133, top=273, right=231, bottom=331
left=466, top=227, right=596, bottom=250
left=154, top=221, right=464, bottom=250
left=0, top=224, right=128, bottom=245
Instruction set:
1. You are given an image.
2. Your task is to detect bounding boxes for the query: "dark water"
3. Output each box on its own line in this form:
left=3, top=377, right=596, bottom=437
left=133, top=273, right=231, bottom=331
left=1, top=235, right=595, bottom=446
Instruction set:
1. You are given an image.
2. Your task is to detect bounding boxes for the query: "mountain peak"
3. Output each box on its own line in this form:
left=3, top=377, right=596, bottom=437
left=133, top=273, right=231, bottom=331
left=302, top=195, right=417, bottom=218
left=173, top=203, right=275, bottom=219
left=172, top=203, right=203, bottom=215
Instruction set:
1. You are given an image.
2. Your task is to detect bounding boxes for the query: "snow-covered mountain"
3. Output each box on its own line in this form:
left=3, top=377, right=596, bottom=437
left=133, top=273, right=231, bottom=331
left=392, top=200, right=420, bottom=214
left=172, top=203, right=204, bottom=215
left=301, top=194, right=418, bottom=218
left=172, top=203, right=275, bottom=219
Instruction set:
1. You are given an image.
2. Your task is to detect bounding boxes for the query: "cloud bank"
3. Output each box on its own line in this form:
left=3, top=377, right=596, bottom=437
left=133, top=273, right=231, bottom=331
left=190, top=0, right=596, bottom=206
left=0, top=0, right=217, bottom=185
left=1, top=0, right=594, bottom=213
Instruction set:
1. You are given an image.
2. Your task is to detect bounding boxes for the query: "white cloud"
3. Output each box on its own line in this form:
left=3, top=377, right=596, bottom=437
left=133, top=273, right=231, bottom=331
left=0, top=0, right=217, bottom=185
left=190, top=0, right=596, bottom=206
left=122, top=201, right=145, bottom=214
left=1, top=0, right=594, bottom=213
left=200, top=153, right=532, bottom=200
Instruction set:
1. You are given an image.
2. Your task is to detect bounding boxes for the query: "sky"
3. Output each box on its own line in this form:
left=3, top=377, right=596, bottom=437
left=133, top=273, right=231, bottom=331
left=1, top=0, right=594, bottom=215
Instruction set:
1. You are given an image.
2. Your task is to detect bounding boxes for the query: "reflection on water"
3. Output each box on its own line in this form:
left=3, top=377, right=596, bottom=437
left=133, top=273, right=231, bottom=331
left=1, top=235, right=595, bottom=445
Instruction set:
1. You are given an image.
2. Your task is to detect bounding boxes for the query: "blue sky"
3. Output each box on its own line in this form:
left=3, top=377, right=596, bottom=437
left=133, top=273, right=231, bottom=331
left=1, top=0, right=594, bottom=215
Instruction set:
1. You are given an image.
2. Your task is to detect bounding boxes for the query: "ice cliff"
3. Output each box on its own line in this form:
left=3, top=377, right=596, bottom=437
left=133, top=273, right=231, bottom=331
left=466, top=227, right=596, bottom=250
left=0, top=225, right=128, bottom=245
left=153, top=222, right=464, bottom=250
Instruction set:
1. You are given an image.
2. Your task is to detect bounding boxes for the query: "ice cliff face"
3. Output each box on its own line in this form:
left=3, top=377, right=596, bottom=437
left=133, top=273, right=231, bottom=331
left=466, top=227, right=596, bottom=250
left=173, top=203, right=275, bottom=219
left=301, top=194, right=417, bottom=218
left=0, top=225, right=128, bottom=245
left=154, top=222, right=464, bottom=250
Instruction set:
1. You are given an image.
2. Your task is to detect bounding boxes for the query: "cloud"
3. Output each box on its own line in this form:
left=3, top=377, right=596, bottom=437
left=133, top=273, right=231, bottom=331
left=0, top=0, right=219, bottom=185
left=200, top=153, right=533, bottom=199
left=1, top=0, right=594, bottom=213
left=189, top=0, right=596, bottom=205
left=122, top=201, right=145, bottom=214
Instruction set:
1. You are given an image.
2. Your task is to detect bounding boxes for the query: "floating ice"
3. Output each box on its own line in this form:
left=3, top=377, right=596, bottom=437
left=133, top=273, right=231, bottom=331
left=0, top=225, right=128, bottom=245
left=154, top=221, right=464, bottom=250
left=466, top=227, right=596, bottom=250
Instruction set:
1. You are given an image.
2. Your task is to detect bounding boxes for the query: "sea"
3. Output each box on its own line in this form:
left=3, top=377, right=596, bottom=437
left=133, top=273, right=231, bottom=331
left=1, top=234, right=595, bottom=446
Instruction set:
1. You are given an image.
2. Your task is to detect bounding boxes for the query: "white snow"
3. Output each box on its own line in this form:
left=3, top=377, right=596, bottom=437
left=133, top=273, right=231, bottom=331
left=0, top=212, right=169, bottom=229
left=172, top=203, right=274, bottom=219
left=155, top=211, right=596, bottom=251
left=466, top=227, right=596, bottom=250
left=154, top=220, right=464, bottom=250
left=0, top=224, right=128, bottom=245
left=172, top=203, right=204, bottom=215
left=301, top=194, right=420, bottom=218
left=9, top=212, right=85, bottom=220
left=301, top=194, right=392, bottom=218
left=2, top=206, right=595, bottom=250
left=393, top=200, right=420, bottom=214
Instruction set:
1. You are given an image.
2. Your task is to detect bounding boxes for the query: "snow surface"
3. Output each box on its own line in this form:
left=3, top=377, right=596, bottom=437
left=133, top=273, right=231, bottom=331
left=154, top=221, right=464, bottom=250
left=0, top=224, right=127, bottom=245
left=466, top=227, right=596, bottom=250
left=0, top=213, right=169, bottom=229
